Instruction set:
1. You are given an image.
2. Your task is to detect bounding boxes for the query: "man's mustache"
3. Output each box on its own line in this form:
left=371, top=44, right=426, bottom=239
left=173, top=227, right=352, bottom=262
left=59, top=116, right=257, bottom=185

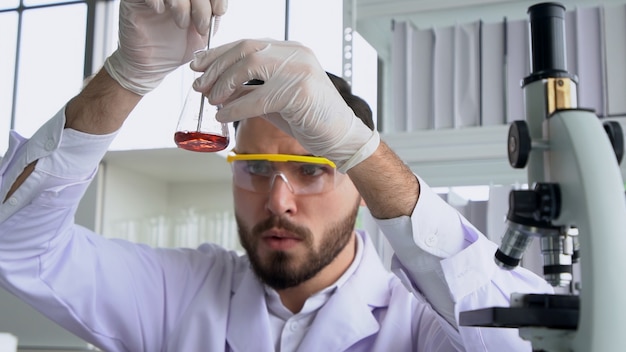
left=252, top=216, right=312, bottom=242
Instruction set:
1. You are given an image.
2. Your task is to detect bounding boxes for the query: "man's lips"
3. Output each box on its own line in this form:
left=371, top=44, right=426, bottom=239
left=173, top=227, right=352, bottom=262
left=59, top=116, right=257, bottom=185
left=261, top=229, right=303, bottom=250
left=261, top=228, right=302, bottom=239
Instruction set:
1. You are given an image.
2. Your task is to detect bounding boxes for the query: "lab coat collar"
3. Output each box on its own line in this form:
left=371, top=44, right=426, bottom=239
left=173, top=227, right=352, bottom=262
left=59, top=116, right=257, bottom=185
left=346, top=230, right=394, bottom=308
left=297, top=231, right=391, bottom=350
left=226, top=267, right=274, bottom=351
left=226, top=231, right=392, bottom=351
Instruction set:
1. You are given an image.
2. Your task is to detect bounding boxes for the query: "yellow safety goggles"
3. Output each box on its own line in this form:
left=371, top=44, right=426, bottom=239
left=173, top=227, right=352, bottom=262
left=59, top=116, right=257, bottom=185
left=226, top=153, right=339, bottom=195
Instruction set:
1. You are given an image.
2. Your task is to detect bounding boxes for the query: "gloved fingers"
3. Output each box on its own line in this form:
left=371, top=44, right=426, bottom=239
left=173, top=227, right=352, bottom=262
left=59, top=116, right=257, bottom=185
left=210, top=0, right=228, bottom=16
left=138, top=0, right=227, bottom=26
left=164, top=0, right=192, bottom=29
left=190, top=40, right=234, bottom=72
left=206, top=50, right=278, bottom=104
left=190, top=0, right=210, bottom=34
left=162, top=0, right=227, bottom=32
left=191, top=39, right=274, bottom=96
left=143, top=0, right=165, bottom=13
left=206, top=40, right=323, bottom=105
left=207, top=0, right=227, bottom=33
left=191, top=39, right=272, bottom=72
left=214, top=85, right=270, bottom=122
left=194, top=0, right=228, bottom=34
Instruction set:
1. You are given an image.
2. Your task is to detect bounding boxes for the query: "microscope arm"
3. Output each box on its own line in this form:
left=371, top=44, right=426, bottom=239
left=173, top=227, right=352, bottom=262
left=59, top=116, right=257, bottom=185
left=544, top=109, right=626, bottom=350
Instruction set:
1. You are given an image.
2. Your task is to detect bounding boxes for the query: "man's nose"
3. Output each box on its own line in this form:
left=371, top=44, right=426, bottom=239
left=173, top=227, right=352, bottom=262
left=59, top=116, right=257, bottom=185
left=269, top=172, right=295, bottom=194
left=266, top=172, right=297, bottom=215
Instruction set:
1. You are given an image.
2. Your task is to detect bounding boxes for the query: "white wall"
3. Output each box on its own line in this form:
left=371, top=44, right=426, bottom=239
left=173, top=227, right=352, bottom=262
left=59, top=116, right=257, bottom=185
left=288, top=0, right=344, bottom=75
left=167, top=181, right=234, bottom=213
left=101, top=163, right=169, bottom=239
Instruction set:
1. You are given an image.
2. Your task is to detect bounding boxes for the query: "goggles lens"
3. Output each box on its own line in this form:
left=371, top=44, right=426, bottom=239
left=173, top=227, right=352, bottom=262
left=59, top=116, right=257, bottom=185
left=227, top=153, right=339, bottom=195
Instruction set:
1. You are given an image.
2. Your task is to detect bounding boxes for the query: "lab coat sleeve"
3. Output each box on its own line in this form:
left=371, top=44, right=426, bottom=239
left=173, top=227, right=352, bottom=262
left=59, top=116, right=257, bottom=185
left=376, top=176, right=554, bottom=352
left=0, top=107, right=233, bottom=352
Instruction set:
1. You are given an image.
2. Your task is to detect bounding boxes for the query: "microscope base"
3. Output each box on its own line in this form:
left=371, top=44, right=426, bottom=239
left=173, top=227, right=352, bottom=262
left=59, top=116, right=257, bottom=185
left=460, top=294, right=579, bottom=351
left=460, top=294, right=578, bottom=329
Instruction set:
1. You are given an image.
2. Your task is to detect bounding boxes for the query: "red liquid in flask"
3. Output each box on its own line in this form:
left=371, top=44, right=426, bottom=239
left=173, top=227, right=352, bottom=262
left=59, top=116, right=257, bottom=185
left=174, top=131, right=229, bottom=152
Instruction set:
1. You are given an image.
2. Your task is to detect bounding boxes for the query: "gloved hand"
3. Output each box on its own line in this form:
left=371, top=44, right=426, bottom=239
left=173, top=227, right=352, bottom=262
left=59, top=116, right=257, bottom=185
left=190, top=39, right=380, bottom=173
left=104, top=0, right=228, bottom=96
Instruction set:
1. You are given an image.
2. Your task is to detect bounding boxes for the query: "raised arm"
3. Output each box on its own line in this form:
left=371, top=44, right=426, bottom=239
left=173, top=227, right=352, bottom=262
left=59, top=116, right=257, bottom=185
left=347, top=141, right=419, bottom=219
left=65, top=69, right=141, bottom=135
left=2, top=70, right=137, bottom=202
left=3, top=0, right=228, bottom=202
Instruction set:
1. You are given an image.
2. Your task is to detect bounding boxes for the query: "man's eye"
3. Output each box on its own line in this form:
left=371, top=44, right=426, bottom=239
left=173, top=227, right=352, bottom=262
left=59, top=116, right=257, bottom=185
left=299, top=164, right=327, bottom=177
left=245, top=161, right=272, bottom=175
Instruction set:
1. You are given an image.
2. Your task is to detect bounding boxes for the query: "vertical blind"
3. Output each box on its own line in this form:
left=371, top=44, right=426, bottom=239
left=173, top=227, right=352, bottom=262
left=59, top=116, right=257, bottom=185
left=390, top=3, right=626, bottom=133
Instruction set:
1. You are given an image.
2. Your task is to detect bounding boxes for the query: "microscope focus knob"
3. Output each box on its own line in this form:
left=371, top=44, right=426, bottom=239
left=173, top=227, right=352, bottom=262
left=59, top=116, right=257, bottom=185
left=509, top=183, right=561, bottom=223
left=507, top=120, right=531, bottom=169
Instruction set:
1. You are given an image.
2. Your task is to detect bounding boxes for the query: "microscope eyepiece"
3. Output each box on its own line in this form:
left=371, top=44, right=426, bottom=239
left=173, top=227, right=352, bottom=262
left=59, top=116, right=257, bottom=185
left=523, top=2, right=577, bottom=87
left=527, top=2, right=567, bottom=74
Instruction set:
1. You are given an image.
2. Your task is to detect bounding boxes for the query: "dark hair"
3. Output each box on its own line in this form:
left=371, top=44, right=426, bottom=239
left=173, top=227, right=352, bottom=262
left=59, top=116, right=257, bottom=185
left=233, top=72, right=375, bottom=132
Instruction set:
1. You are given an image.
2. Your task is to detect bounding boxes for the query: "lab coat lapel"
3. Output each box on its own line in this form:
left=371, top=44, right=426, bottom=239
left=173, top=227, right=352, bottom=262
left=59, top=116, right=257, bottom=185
left=226, top=267, right=274, bottom=352
left=297, top=232, right=392, bottom=351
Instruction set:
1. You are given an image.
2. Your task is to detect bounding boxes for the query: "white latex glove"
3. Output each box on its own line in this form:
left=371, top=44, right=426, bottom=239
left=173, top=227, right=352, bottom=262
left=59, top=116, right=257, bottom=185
left=104, top=0, right=227, bottom=95
left=190, top=39, right=380, bottom=173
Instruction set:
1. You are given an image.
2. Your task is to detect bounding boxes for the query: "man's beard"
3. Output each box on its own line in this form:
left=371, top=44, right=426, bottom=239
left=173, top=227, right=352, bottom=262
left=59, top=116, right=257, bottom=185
left=236, top=203, right=360, bottom=290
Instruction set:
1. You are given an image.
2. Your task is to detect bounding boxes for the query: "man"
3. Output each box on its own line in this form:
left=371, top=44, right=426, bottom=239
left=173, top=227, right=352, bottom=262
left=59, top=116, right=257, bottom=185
left=0, top=0, right=552, bottom=351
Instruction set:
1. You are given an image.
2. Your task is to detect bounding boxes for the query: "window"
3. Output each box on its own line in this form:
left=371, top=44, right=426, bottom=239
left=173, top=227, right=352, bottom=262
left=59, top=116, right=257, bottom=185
left=2, top=0, right=346, bottom=153
left=1, top=0, right=99, bottom=153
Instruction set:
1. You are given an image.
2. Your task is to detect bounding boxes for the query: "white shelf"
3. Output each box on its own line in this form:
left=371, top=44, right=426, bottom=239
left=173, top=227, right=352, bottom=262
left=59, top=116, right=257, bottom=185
left=99, top=116, right=626, bottom=189
left=383, top=117, right=626, bottom=187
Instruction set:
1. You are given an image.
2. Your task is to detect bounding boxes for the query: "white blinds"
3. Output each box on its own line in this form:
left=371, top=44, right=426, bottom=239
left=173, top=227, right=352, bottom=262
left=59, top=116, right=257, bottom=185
left=390, top=3, right=626, bottom=133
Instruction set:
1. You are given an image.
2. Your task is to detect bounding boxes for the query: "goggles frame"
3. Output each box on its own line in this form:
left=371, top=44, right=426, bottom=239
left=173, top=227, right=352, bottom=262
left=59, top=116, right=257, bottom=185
left=226, top=153, right=339, bottom=195
left=226, top=153, right=336, bottom=168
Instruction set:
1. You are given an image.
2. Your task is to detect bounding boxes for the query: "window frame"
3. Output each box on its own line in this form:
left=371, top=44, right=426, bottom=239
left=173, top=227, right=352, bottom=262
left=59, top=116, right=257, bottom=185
left=1, top=0, right=106, bottom=130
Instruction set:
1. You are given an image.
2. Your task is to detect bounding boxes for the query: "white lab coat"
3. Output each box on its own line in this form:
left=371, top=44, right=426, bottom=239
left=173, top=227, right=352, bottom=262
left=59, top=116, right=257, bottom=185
left=163, top=232, right=462, bottom=352
left=0, top=107, right=553, bottom=351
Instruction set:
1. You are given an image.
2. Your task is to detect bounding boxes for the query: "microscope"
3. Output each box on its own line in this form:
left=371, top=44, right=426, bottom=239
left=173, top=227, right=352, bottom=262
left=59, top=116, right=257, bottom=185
left=459, top=2, right=626, bottom=351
